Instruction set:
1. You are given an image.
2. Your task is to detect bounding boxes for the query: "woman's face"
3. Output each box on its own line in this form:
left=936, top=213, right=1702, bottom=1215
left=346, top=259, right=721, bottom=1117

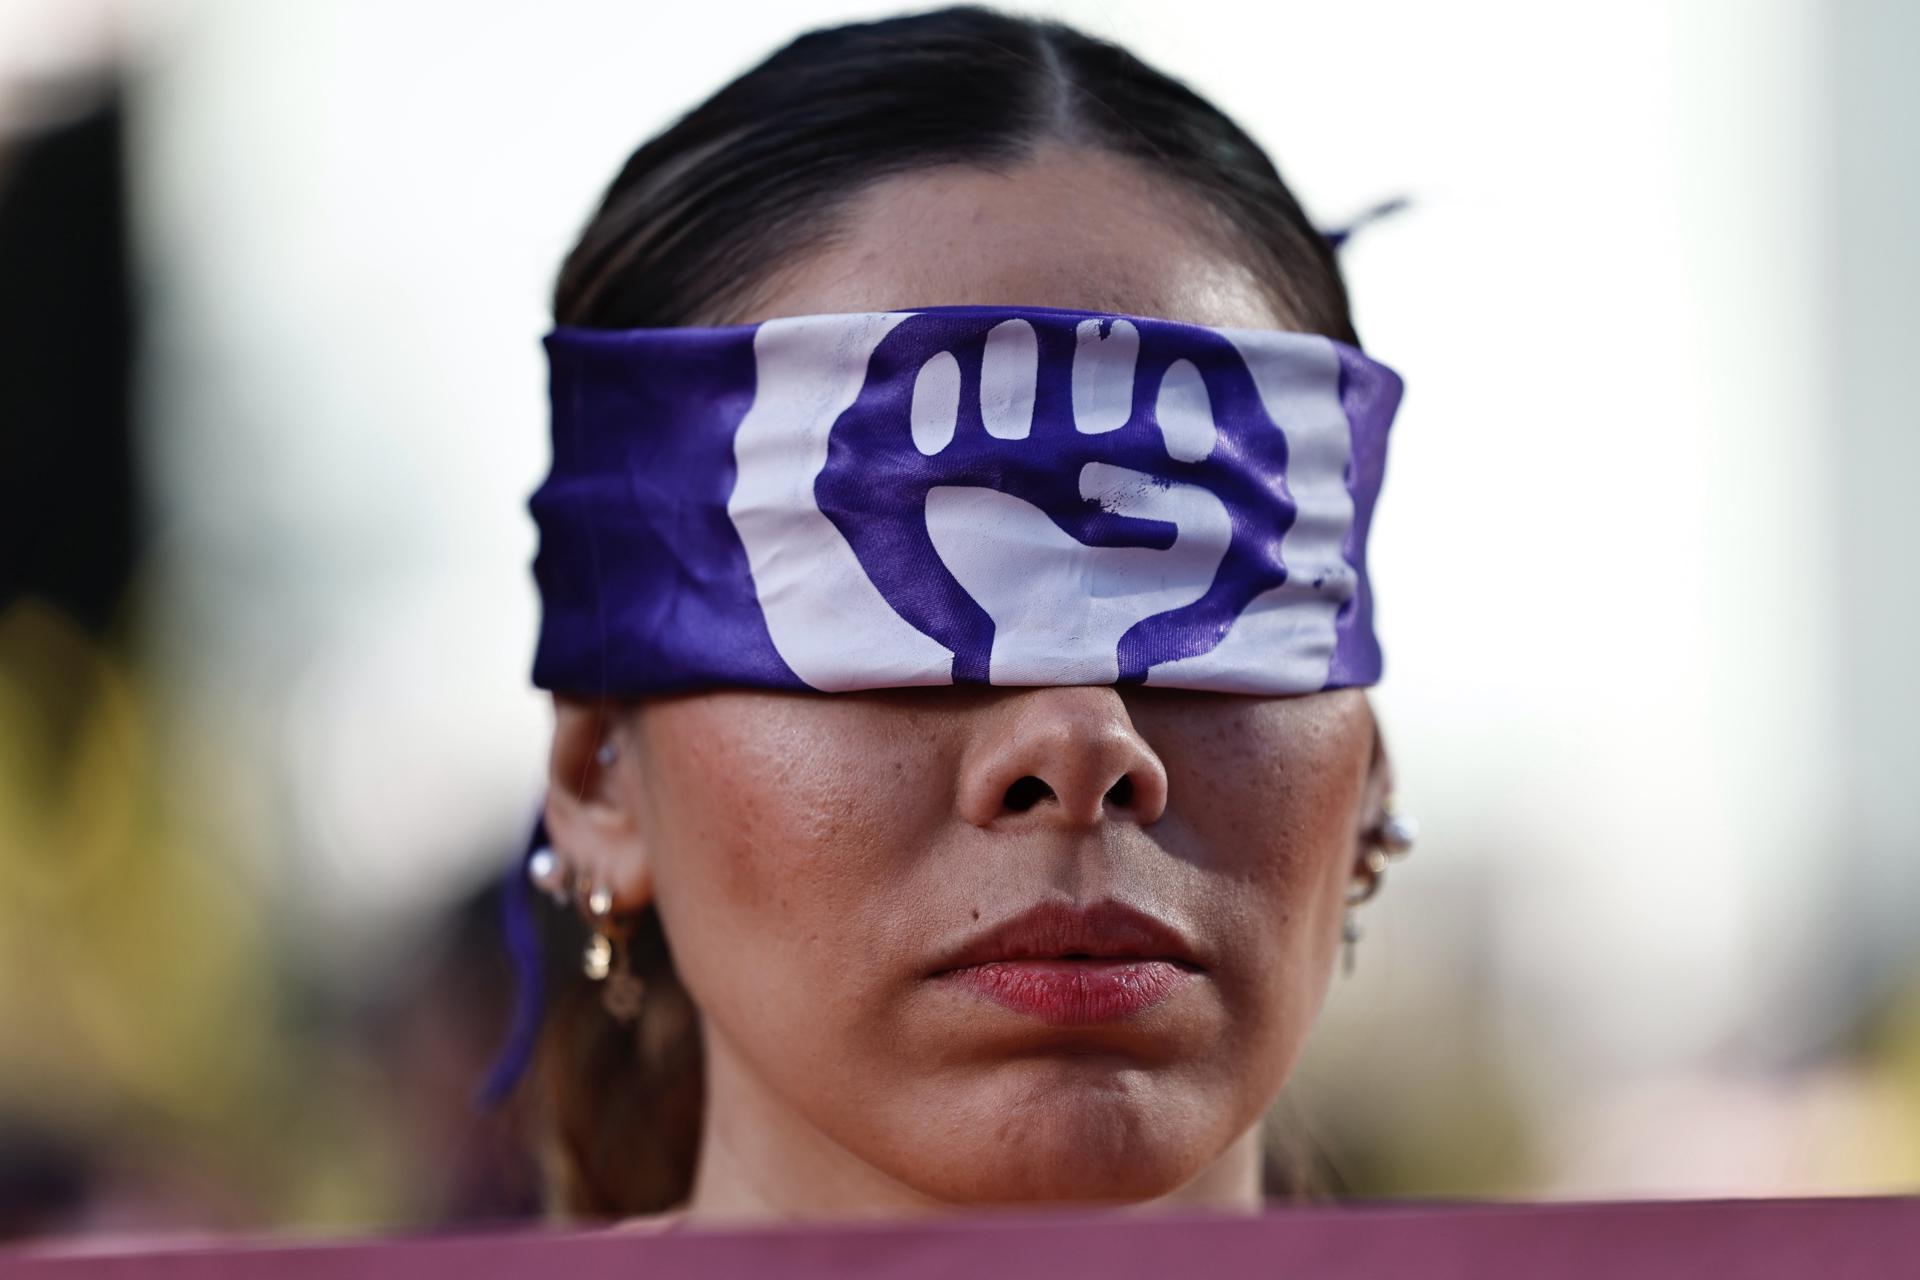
left=553, top=145, right=1384, bottom=1211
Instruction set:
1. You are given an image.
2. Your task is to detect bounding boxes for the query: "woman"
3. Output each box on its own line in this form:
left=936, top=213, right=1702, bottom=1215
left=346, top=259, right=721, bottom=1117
left=496, top=3, right=1413, bottom=1226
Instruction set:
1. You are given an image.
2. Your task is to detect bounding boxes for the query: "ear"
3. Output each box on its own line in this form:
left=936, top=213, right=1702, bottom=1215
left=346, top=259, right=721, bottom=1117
left=545, top=694, right=653, bottom=913
left=1353, top=700, right=1396, bottom=874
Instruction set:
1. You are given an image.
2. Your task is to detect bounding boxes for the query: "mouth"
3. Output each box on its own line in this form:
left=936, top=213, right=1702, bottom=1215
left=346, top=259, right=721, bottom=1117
left=928, top=898, right=1205, bottom=1026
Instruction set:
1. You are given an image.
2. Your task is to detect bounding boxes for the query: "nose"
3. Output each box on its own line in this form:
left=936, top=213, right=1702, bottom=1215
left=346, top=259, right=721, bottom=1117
left=955, top=687, right=1169, bottom=829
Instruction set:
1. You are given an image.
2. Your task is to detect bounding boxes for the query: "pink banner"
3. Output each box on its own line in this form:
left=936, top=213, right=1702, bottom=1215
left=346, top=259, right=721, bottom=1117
left=6, top=1196, right=1918, bottom=1278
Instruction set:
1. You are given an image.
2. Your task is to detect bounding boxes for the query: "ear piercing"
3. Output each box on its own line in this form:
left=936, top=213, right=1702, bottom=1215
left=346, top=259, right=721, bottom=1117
left=583, top=879, right=647, bottom=1024
left=1342, top=800, right=1418, bottom=978
left=527, top=845, right=571, bottom=906
left=523, top=841, right=647, bottom=1024
left=582, top=882, right=616, bottom=979
left=1378, top=807, right=1418, bottom=854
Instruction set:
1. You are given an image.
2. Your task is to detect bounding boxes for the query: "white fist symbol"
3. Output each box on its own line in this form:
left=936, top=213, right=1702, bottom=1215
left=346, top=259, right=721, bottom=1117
left=916, top=318, right=1233, bottom=684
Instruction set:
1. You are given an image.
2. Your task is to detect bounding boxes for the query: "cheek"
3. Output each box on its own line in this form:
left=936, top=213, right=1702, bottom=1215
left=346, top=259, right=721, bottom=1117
left=1182, top=695, right=1365, bottom=880
left=629, top=696, right=954, bottom=1028
left=1157, top=695, right=1370, bottom=1029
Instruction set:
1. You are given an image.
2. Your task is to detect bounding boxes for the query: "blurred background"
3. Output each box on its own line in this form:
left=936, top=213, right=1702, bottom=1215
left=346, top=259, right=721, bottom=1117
left=1, top=0, right=1915, bottom=1244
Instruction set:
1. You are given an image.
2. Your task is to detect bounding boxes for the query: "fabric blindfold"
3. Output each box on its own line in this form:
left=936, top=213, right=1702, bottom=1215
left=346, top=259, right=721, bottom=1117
left=530, top=303, right=1403, bottom=698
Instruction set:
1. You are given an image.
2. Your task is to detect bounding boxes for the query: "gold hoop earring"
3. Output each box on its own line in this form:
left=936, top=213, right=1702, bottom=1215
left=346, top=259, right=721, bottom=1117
left=581, top=881, right=646, bottom=1024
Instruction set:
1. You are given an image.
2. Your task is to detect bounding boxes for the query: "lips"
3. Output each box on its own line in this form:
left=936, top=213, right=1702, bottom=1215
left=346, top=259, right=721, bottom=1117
left=929, top=899, right=1203, bottom=1025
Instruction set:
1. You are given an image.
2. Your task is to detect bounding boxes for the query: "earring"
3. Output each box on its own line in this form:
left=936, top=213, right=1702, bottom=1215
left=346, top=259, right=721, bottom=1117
left=1342, top=799, right=1419, bottom=978
left=595, top=740, right=618, bottom=767
left=1341, top=865, right=1381, bottom=979
left=1376, top=800, right=1418, bottom=857
left=581, top=880, right=646, bottom=1024
left=526, top=844, right=573, bottom=906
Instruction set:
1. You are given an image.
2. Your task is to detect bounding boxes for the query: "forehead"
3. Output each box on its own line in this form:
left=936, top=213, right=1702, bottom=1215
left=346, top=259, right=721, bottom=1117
left=731, top=143, right=1291, bottom=331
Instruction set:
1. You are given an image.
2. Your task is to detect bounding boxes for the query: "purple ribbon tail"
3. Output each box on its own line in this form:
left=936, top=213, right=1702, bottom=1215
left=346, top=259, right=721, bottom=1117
left=472, top=804, right=550, bottom=1110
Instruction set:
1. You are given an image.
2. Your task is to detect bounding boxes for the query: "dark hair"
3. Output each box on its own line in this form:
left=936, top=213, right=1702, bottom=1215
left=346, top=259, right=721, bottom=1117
left=553, top=6, right=1358, bottom=343
left=530, top=3, right=1358, bottom=1217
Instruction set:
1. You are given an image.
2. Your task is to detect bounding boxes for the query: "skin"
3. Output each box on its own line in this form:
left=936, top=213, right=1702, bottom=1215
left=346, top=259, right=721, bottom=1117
left=545, top=143, right=1391, bottom=1223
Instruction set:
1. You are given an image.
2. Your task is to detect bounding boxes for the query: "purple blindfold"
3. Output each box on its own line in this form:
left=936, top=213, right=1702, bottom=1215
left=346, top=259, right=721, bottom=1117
left=530, top=303, right=1404, bottom=700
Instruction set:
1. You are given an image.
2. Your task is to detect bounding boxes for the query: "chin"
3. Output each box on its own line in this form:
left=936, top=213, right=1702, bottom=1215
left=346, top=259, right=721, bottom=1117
left=901, top=1070, right=1232, bottom=1205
